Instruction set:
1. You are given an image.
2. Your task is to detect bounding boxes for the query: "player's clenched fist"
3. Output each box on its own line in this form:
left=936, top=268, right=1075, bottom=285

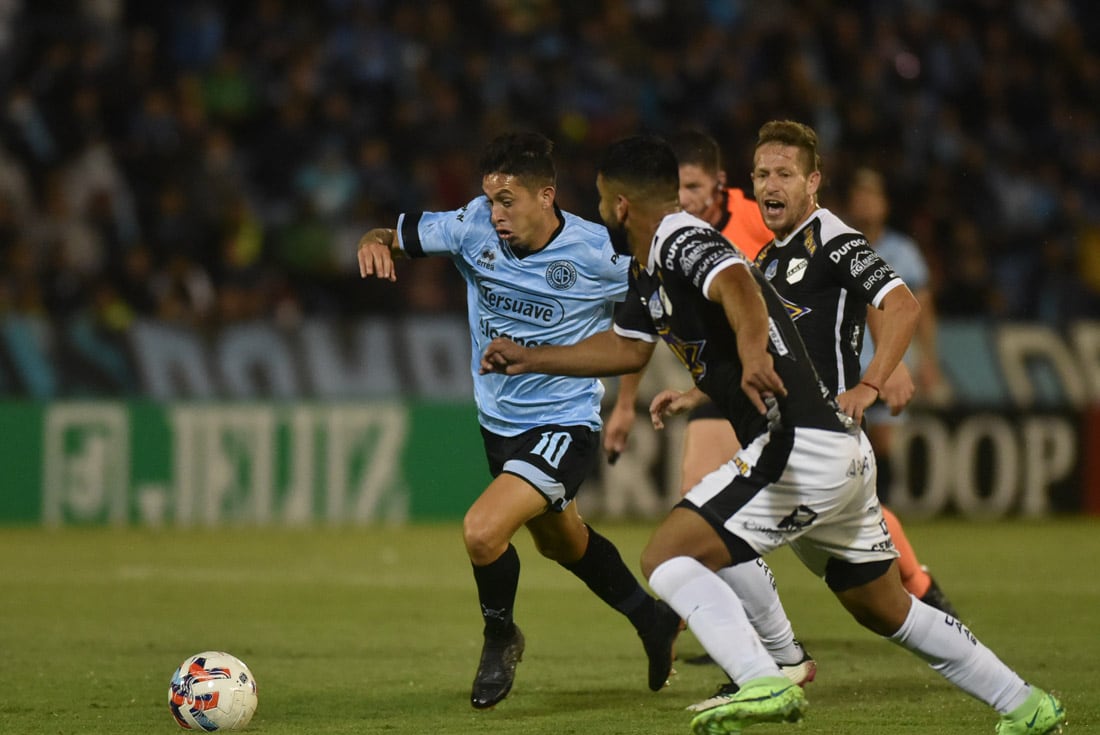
left=480, top=338, right=529, bottom=375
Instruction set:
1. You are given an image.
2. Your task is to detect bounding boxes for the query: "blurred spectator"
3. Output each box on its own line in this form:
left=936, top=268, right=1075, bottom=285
left=151, top=253, right=216, bottom=326
left=0, top=0, right=1092, bottom=331
left=936, top=220, right=1004, bottom=318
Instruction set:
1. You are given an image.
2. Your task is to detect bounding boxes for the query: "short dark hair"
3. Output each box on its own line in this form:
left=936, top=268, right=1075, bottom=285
left=669, top=129, right=721, bottom=175
left=755, top=120, right=823, bottom=176
left=478, top=132, right=556, bottom=189
left=598, top=135, right=679, bottom=201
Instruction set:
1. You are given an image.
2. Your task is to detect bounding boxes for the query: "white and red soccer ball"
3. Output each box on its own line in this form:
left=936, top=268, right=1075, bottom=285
left=169, top=651, right=258, bottom=731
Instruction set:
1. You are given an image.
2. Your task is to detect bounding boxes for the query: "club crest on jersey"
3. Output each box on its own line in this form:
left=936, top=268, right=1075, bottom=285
left=546, top=260, right=578, bottom=290
left=786, top=258, right=808, bottom=284
left=476, top=248, right=496, bottom=270
left=765, top=260, right=779, bottom=280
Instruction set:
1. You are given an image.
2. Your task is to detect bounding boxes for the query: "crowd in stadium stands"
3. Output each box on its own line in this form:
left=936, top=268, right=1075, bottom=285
left=0, top=0, right=1097, bottom=333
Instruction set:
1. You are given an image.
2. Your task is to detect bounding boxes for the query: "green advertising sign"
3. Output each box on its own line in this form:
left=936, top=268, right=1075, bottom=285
left=0, top=401, right=487, bottom=526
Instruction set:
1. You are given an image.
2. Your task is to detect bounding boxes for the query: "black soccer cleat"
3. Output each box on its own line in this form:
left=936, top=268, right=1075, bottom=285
left=919, top=569, right=960, bottom=619
left=639, top=600, right=681, bottom=691
left=470, top=626, right=525, bottom=709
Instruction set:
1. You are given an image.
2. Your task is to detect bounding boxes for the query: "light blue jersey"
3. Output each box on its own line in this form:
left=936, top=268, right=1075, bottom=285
left=397, top=196, right=629, bottom=436
left=860, top=228, right=929, bottom=374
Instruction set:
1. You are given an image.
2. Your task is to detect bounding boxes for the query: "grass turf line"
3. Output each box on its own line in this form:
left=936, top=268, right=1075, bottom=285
left=0, top=518, right=1095, bottom=734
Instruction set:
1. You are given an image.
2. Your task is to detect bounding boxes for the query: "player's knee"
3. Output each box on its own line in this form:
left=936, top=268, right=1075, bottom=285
left=463, top=513, right=505, bottom=565
left=830, top=558, right=911, bottom=636
left=640, top=543, right=672, bottom=580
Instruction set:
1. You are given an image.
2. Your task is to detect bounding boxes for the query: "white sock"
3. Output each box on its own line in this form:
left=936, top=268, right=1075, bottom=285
left=718, top=560, right=804, bottom=665
left=889, top=595, right=1031, bottom=714
left=649, top=556, right=782, bottom=684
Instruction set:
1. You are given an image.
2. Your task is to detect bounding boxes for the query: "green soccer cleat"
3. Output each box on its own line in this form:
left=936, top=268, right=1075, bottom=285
left=689, top=676, right=807, bottom=735
left=995, top=687, right=1066, bottom=735
left=686, top=646, right=817, bottom=713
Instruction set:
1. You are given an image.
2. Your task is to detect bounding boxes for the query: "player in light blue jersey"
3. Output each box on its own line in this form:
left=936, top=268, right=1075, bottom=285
left=398, top=190, right=628, bottom=436
left=358, top=132, right=680, bottom=710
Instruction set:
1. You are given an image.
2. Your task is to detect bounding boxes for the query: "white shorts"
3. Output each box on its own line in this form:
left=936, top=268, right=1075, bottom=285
left=682, top=427, right=898, bottom=578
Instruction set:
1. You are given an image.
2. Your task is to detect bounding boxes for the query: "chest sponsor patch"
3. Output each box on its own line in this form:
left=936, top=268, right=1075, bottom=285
left=478, top=281, right=566, bottom=326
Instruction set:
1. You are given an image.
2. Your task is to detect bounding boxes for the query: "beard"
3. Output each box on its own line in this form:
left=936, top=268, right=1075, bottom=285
left=607, top=219, right=633, bottom=257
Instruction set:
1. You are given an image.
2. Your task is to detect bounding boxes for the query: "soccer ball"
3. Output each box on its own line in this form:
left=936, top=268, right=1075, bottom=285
left=168, top=651, right=258, bottom=731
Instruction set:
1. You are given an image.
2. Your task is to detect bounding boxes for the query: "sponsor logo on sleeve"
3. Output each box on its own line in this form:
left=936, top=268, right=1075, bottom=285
left=663, top=227, right=709, bottom=270
left=863, top=266, right=893, bottom=290
left=849, top=252, right=876, bottom=277
left=680, top=245, right=705, bottom=273
left=692, top=251, right=734, bottom=289
left=828, top=237, right=868, bottom=263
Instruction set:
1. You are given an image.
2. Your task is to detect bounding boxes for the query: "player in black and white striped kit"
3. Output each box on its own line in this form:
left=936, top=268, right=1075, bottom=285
left=752, top=154, right=909, bottom=422
left=751, top=122, right=959, bottom=618
left=480, top=135, right=1064, bottom=735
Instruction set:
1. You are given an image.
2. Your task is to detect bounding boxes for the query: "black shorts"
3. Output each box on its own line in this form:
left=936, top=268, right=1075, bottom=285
left=688, top=399, right=725, bottom=422
left=480, top=424, right=600, bottom=511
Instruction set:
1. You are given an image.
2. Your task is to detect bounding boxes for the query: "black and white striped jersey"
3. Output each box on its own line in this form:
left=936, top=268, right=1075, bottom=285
left=753, top=208, right=906, bottom=397
left=613, top=211, right=850, bottom=446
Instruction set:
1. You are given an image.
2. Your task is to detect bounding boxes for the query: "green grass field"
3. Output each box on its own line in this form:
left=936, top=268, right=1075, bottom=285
left=1, top=518, right=1096, bottom=734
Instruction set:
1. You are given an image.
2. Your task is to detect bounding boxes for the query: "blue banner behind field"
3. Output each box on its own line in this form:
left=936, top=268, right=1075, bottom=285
left=1, top=315, right=1098, bottom=406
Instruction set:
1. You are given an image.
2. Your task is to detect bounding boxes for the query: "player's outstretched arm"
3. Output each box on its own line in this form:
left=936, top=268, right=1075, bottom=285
left=707, top=263, right=786, bottom=414
left=480, top=330, right=654, bottom=378
left=357, top=227, right=403, bottom=282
